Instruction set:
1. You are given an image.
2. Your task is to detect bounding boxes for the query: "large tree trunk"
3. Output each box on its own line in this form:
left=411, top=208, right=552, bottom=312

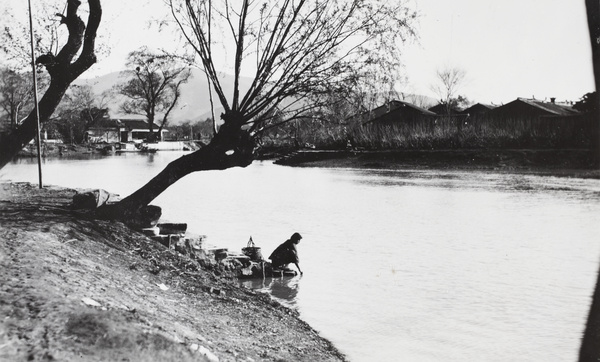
left=579, top=1, right=600, bottom=361
left=97, top=118, right=255, bottom=221
left=0, top=0, right=101, bottom=169
left=0, top=79, right=69, bottom=167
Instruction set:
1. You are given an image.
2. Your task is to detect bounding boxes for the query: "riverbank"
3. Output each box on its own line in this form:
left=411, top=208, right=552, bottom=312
left=273, top=148, right=600, bottom=178
left=16, top=141, right=204, bottom=158
left=0, top=182, right=346, bottom=362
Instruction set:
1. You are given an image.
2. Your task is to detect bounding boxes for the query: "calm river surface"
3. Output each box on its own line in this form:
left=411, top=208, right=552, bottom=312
left=2, top=151, right=600, bottom=361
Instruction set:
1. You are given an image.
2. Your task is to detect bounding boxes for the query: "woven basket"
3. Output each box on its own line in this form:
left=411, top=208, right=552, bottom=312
left=242, top=237, right=264, bottom=261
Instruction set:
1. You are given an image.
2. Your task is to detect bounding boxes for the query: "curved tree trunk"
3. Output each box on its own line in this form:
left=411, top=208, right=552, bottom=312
left=97, top=118, right=255, bottom=221
left=0, top=78, right=69, bottom=167
left=0, top=0, right=102, bottom=169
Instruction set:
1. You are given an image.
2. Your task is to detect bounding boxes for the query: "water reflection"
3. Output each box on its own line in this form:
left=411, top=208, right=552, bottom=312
left=239, top=276, right=301, bottom=308
left=146, top=153, right=156, bottom=164
left=353, top=168, right=600, bottom=200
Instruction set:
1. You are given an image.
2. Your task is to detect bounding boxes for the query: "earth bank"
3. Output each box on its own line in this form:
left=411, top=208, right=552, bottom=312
left=0, top=182, right=346, bottom=362
left=273, top=148, right=600, bottom=178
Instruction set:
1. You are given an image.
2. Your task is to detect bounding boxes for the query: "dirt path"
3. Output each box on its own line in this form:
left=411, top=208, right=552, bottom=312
left=0, top=182, right=345, bottom=362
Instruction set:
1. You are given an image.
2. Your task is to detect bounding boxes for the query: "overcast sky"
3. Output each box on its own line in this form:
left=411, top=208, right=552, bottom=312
left=403, top=0, right=594, bottom=104
left=2, top=0, right=595, bottom=104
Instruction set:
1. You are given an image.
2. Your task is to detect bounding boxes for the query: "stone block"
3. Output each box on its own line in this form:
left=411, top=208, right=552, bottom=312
left=157, top=223, right=188, bottom=235
left=72, top=189, right=120, bottom=210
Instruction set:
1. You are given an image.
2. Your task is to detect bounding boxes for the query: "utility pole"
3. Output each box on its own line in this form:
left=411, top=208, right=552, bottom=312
left=28, top=0, right=42, bottom=188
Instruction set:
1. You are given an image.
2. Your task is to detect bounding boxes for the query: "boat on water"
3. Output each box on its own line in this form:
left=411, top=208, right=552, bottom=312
left=114, top=142, right=157, bottom=153
left=115, top=142, right=143, bottom=153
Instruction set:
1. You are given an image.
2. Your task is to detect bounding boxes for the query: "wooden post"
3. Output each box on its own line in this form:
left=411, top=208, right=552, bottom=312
left=28, top=0, right=42, bottom=188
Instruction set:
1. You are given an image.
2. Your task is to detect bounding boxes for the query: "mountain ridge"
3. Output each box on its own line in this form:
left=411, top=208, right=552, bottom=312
left=75, top=69, right=437, bottom=124
left=75, top=68, right=254, bottom=123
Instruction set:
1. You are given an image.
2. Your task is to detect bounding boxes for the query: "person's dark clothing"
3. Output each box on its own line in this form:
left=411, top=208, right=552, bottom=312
left=269, top=239, right=299, bottom=269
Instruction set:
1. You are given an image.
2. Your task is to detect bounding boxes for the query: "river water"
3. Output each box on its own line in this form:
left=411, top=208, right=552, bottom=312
left=2, top=151, right=600, bottom=362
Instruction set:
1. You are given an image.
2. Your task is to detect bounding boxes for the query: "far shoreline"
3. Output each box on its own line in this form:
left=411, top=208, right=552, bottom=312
left=270, top=148, right=600, bottom=179
left=13, top=144, right=600, bottom=179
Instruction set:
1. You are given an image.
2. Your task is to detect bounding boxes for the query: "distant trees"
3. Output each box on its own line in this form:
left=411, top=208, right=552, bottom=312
left=116, top=47, right=192, bottom=141
left=0, top=68, right=36, bottom=129
left=0, top=2, right=63, bottom=70
left=430, top=66, right=468, bottom=114
left=166, top=118, right=214, bottom=141
left=444, top=95, right=471, bottom=114
left=52, top=84, right=109, bottom=144
left=0, top=0, right=102, bottom=168
left=573, top=91, right=598, bottom=114
left=403, top=94, right=436, bottom=109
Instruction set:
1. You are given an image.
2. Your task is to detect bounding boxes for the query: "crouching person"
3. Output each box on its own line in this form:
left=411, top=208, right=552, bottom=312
left=269, top=232, right=303, bottom=275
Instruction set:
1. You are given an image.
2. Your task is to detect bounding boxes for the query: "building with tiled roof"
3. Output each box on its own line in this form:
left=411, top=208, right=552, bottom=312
left=490, top=98, right=580, bottom=118
left=352, top=100, right=437, bottom=125
left=460, top=103, right=498, bottom=116
left=85, top=113, right=166, bottom=143
left=428, top=103, right=462, bottom=115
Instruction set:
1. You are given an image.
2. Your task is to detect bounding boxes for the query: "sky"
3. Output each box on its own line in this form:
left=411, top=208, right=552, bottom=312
left=1, top=0, right=595, bottom=105
left=402, top=0, right=595, bottom=104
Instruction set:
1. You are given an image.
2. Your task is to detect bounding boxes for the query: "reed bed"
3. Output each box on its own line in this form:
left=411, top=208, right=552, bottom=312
left=348, top=114, right=597, bottom=150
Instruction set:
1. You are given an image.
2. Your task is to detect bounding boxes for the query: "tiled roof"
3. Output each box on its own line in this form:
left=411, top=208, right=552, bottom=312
left=88, top=116, right=162, bottom=131
left=391, top=100, right=438, bottom=116
left=428, top=103, right=462, bottom=115
left=353, top=100, right=437, bottom=123
left=87, top=119, right=120, bottom=129
left=460, top=103, right=498, bottom=114
left=117, top=119, right=161, bottom=130
left=516, top=98, right=579, bottom=116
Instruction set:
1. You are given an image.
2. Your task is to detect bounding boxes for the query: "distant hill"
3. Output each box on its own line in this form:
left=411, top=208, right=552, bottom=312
left=398, top=93, right=438, bottom=109
left=76, top=69, right=437, bottom=124
left=75, top=68, right=254, bottom=123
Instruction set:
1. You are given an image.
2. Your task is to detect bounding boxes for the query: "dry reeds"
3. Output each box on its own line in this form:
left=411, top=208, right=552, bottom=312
left=348, top=114, right=596, bottom=150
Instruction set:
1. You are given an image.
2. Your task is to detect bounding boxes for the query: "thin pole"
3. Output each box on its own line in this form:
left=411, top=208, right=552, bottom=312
left=27, top=0, right=42, bottom=188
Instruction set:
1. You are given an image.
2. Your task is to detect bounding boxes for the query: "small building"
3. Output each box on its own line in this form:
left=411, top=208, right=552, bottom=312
left=428, top=103, right=462, bottom=115
left=489, top=98, right=580, bottom=118
left=85, top=114, right=166, bottom=143
left=118, top=118, right=166, bottom=142
left=85, top=118, right=121, bottom=143
left=460, top=103, right=497, bottom=116
left=353, top=100, right=437, bottom=125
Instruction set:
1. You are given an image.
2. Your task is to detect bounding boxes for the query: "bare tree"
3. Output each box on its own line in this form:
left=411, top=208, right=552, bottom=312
left=0, top=0, right=102, bottom=168
left=0, top=66, right=51, bottom=130
left=0, top=68, right=36, bottom=129
left=52, top=84, right=110, bottom=143
left=430, top=66, right=467, bottom=114
left=403, top=93, right=436, bottom=109
left=98, top=0, right=417, bottom=221
left=66, top=84, right=110, bottom=125
left=117, top=47, right=192, bottom=141
left=0, top=2, right=64, bottom=71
